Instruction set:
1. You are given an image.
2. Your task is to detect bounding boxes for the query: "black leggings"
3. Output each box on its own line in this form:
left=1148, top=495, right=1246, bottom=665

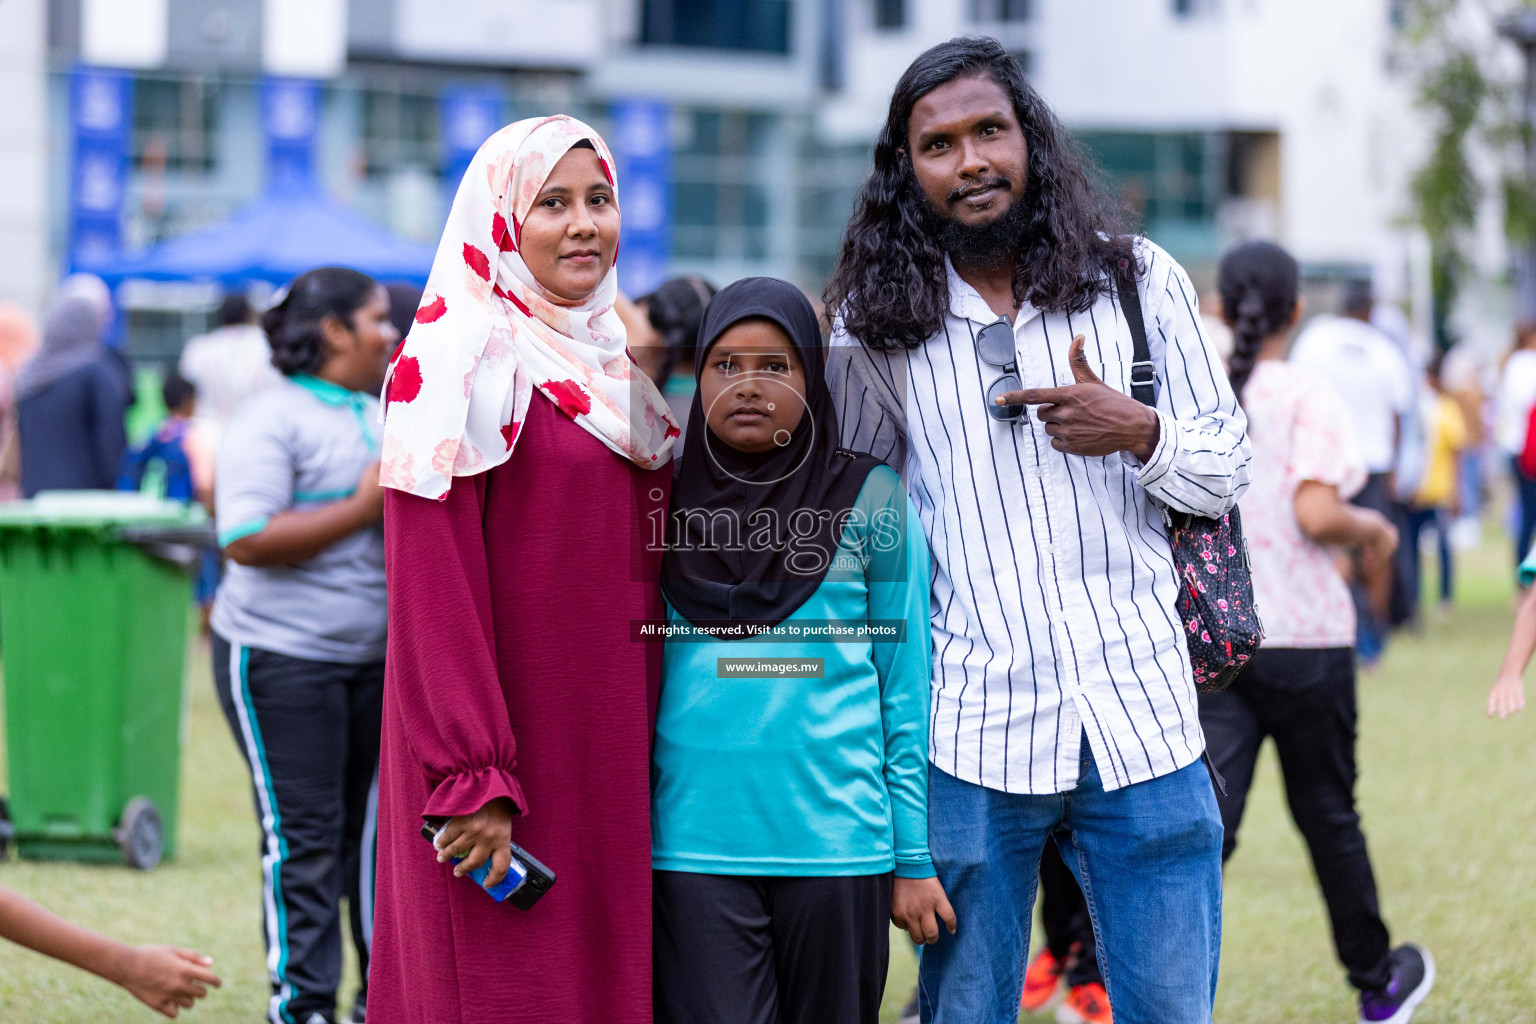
left=1198, top=646, right=1392, bottom=991
left=653, top=871, right=891, bottom=1024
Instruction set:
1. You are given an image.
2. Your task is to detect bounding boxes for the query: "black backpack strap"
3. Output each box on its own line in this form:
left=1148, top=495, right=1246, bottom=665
left=1114, top=257, right=1157, bottom=408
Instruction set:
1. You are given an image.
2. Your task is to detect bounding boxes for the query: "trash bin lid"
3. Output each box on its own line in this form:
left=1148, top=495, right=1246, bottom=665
left=0, top=491, right=209, bottom=530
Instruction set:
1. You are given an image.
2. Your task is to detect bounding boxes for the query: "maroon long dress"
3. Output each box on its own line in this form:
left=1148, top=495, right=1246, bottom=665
left=368, top=391, right=668, bottom=1023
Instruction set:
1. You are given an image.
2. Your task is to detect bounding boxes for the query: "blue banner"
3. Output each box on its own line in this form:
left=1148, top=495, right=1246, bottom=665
left=68, top=67, right=133, bottom=272
left=440, top=85, right=504, bottom=192
left=609, top=99, right=672, bottom=297
left=262, top=77, right=320, bottom=193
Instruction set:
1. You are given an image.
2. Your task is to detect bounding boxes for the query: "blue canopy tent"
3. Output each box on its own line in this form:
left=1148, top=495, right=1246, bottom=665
left=83, top=187, right=437, bottom=288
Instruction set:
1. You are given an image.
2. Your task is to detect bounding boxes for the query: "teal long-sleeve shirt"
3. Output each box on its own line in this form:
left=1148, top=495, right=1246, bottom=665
left=651, top=466, right=935, bottom=879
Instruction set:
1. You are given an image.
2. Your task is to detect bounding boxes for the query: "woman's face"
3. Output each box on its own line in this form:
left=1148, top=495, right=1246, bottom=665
left=520, top=146, right=620, bottom=303
left=698, top=319, right=807, bottom=454
left=322, top=286, right=397, bottom=392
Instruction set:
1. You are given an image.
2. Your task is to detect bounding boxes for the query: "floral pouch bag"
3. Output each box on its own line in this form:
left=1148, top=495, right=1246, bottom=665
left=1116, top=257, right=1263, bottom=694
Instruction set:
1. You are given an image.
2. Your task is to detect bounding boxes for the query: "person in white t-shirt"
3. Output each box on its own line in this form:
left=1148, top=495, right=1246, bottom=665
left=1204, top=241, right=1434, bottom=1024
left=178, top=293, right=285, bottom=456
left=1290, top=285, right=1415, bottom=477
left=1290, top=281, right=1417, bottom=646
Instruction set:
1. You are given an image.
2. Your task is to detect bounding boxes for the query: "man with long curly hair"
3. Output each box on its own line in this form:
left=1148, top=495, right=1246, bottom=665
left=824, top=37, right=1251, bottom=1024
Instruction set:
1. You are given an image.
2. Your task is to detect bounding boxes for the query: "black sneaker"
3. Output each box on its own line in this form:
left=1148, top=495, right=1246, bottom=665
left=898, top=987, right=920, bottom=1024
left=1358, top=944, right=1435, bottom=1024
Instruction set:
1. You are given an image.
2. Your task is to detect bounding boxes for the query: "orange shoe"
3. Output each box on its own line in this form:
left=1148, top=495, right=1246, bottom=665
left=1055, top=982, right=1112, bottom=1024
left=1019, top=947, right=1066, bottom=1012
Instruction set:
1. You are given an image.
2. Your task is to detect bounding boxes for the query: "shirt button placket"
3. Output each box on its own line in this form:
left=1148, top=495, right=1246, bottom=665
left=1020, top=316, right=1088, bottom=783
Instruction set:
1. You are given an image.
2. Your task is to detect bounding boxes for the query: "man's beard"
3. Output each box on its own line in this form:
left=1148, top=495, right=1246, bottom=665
left=934, top=190, right=1031, bottom=273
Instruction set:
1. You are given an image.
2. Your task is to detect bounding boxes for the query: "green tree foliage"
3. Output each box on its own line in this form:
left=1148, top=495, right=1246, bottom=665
left=1403, top=0, right=1530, bottom=345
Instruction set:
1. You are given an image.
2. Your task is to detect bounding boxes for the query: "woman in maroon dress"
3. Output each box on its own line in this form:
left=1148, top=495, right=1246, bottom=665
left=367, top=116, right=681, bottom=1024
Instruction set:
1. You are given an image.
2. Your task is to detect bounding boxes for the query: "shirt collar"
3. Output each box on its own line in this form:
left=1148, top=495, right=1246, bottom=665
left=292, top=374, right=361, bottom=407
left=291, top=374, right=380, bottom=454
left=944, top=255, right=1042, bottom=331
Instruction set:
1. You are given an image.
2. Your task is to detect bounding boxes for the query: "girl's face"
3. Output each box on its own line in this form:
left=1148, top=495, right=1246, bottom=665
left=698, top=319, right=807, bottom=454
left=520, top=146, right=620, bottom=303
left=321, top=286, right=397, bottom=392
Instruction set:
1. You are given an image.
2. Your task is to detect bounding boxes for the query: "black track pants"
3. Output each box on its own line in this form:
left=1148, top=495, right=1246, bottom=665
left=212, top=633, right=383, bottom=1024
left=654, top=870, right=892, bottom=1024
left=1198, top=646, right=1392, bottom=992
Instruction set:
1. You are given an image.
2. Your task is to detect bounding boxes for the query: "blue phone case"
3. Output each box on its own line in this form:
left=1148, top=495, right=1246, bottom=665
left=450, top=851, right=529, bottom=902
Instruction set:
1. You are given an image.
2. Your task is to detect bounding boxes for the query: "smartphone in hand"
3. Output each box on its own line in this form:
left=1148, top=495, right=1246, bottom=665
left=420, top=818, right=556, bottom=910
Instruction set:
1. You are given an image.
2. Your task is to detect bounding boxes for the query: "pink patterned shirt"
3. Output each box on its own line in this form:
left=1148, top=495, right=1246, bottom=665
left=1242, top=361, right=1367, bottom=649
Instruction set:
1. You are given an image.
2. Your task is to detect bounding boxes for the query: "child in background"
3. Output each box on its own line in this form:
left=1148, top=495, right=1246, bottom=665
left=118, top=374, right=219, bottom=625
left=118, top=375, right=211, bottom=504
left=1200, top=241, right=1433, bottom=1024
left=0, top=884, right=220, bottom=1017
left=1407, top=354, right=1468, bottom=615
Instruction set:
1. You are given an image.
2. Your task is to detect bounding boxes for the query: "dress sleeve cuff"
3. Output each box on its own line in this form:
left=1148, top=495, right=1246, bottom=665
left=421, top=766, right=528, bottom=820
left=1125, top=407, right=1177, bottom=489
left=894, top=856, right=936, bottom=879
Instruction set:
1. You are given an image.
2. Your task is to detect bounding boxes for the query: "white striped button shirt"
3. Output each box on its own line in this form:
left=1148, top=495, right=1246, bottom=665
left=828, top=239, right=1251, bottom=794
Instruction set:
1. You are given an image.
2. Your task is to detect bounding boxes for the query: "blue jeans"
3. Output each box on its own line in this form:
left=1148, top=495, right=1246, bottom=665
left=918, top=741, right=1223, bottom=1024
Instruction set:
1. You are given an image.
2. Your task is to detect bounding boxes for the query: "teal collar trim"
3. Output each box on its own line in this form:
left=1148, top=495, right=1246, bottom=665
left=291, top=375, right=380, bottom=454
left=292, top=374, right=357, bottom=407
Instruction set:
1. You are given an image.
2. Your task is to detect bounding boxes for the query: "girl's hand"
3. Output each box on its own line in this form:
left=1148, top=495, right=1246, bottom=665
left=117, top=945, right=221, bottom=1018
left=1357, top=509, right=1399, bottom=571
left=891, top=876, right=957, bottom=945
left=433, top=797, right=515, bottom=888
left=1488, top=673, right=1526, bottom=719
left=1356, top=509, right=1398, bottom=621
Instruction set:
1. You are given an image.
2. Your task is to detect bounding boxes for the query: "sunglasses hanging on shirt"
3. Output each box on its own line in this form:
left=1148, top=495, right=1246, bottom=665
left=976, top=318, right=1023, bottom=422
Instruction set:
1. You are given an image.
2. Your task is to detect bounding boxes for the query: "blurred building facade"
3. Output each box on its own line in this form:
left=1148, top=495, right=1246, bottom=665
left=1, top=0, right=50, bottom=315
left=16, top=0, right=1455, bottom=354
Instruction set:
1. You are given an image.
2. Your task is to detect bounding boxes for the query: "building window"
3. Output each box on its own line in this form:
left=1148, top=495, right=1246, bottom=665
left=970, top=0, right=1032, bottom=23
left=873, top=0, right=906, bottom=30
left=671, top=109, right=776, bottom=262
left=1011, top=49, right=1034, bottom=77
left=642, top=0, right=792, bottom=53
left=361, top=88, right=439, bottom=177
left=797, top=133, right=868, bottom=284
left=133, top=76, right=221, bottom=174
left=1077, top=130, right=1221, bottom=226
left=1171, top=0, right=1212, bottom=17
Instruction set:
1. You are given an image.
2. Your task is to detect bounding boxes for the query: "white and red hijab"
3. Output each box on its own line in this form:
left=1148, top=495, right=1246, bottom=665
left=379, top=115, right=679, bottom=499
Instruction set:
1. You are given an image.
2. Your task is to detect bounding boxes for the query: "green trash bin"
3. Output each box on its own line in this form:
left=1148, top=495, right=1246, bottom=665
left=0, top=491, right=212, bottom=869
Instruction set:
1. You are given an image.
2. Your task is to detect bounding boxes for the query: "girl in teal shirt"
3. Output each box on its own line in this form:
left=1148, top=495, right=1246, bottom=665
left=653, top=278, right=953, bottom=1024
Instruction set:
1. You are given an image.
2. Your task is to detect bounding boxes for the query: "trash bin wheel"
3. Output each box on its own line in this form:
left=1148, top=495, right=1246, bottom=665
left=116, top=797, right=163, bottom=870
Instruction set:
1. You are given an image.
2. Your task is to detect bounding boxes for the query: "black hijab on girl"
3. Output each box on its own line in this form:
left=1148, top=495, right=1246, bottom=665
left=660, top=277, right=884, bottom=635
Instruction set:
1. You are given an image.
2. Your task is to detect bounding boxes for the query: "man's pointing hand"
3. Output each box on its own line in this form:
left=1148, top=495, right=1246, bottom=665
left=994, top=334, right=1161, bottom=461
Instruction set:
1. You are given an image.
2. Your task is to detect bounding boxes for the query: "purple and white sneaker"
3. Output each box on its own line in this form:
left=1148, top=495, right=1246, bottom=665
left=1358, top=944, right=1435, bottom=1024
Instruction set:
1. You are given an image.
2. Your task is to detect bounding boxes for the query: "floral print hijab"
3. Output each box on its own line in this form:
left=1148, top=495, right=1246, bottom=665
left=379, top=115, right=680, bottom=499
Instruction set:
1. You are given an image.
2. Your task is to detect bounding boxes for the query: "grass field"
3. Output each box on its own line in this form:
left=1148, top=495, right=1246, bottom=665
left=1, top=535, right=1533, bottom=1023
